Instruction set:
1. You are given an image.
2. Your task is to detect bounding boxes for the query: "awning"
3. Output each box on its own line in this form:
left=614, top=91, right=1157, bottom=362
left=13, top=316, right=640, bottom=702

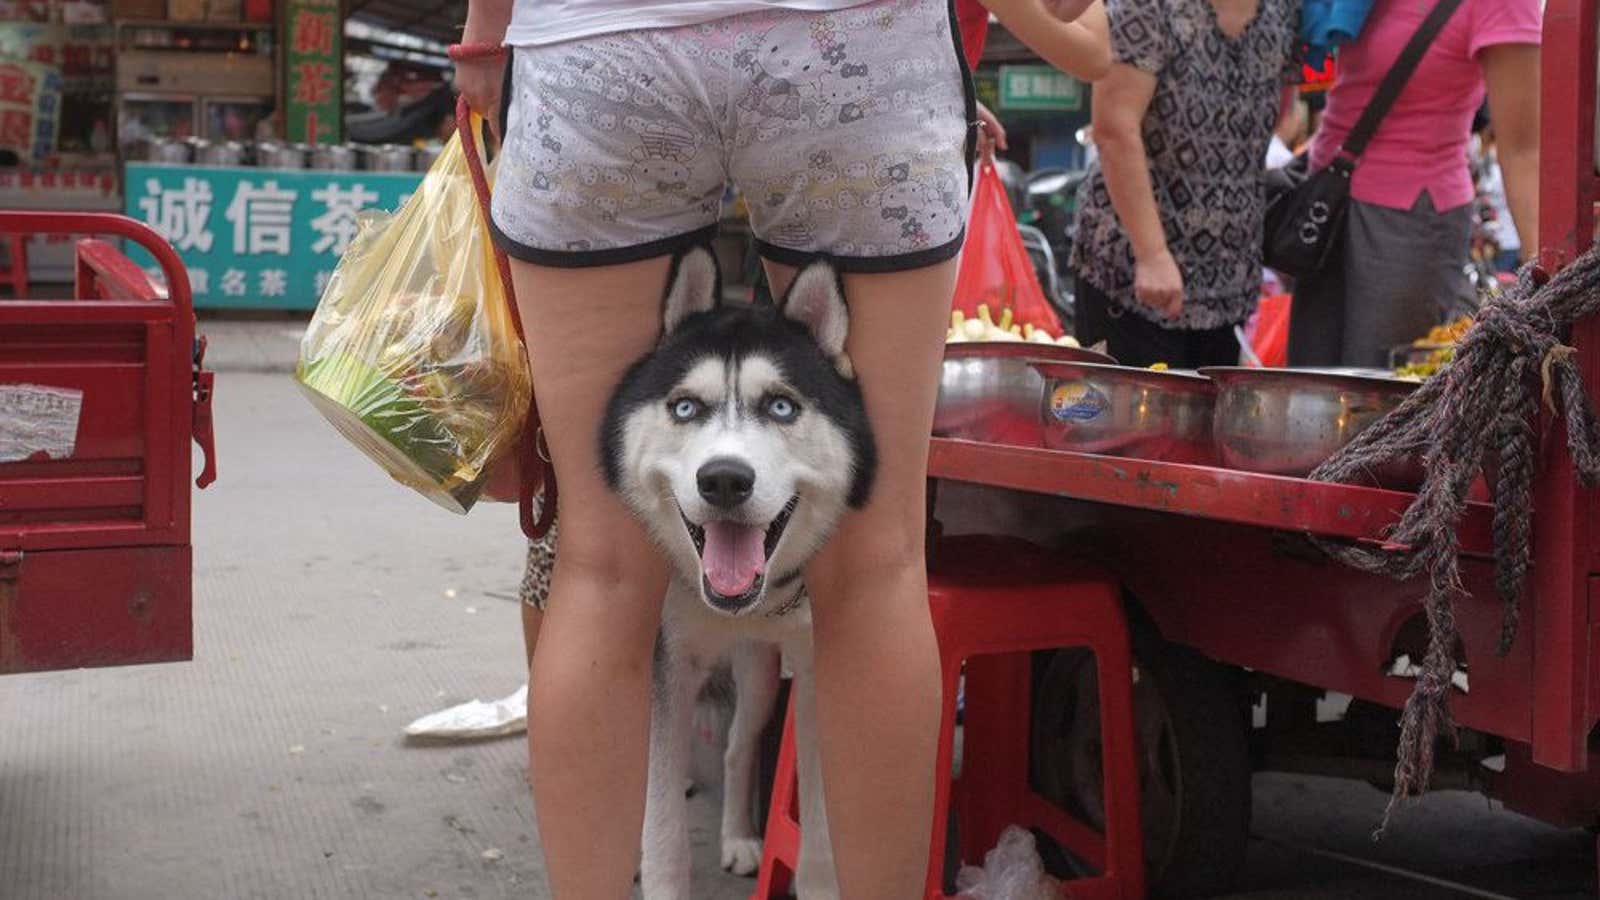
left=347, top=0, right=464, bottom=47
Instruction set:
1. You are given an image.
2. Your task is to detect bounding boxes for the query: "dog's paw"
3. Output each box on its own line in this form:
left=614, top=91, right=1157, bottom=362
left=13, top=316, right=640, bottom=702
left=720, top=835, right=763, bottom=876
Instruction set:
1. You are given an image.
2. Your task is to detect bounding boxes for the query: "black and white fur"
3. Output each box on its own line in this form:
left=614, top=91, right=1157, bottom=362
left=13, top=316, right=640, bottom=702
left=601, top=247, right=874, bottom=899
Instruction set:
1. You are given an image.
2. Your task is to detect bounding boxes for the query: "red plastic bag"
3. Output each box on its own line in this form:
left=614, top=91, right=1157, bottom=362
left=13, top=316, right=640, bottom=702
left=955, top=0, right=990, bottom=67
left=953, top=162, right=1065, bottom=337
left=1243, top=293, right=1291, bottom=367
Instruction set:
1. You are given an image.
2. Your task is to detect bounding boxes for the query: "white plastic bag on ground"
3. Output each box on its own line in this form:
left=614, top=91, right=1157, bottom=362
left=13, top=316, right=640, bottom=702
left=955, top=825, right=1062, bottom=900
left=403, top=684, right=527, bottom=740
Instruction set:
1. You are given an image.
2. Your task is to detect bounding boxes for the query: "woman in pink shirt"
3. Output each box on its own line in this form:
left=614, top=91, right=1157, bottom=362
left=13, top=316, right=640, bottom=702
left=1287, top=0, right=1541, bottom=368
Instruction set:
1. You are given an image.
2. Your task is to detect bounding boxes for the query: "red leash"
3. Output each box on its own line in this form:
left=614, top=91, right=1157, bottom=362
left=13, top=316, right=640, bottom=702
left=450, top=42, right=556, bottom=540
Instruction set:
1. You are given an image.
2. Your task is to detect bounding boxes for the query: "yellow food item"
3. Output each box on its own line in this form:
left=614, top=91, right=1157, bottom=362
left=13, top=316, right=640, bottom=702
left=1149, top=362, right=1169, bottom=371
left=1396, top=346, right=1454, bottom=379
left=1415, top=315, right=1473, bottom=347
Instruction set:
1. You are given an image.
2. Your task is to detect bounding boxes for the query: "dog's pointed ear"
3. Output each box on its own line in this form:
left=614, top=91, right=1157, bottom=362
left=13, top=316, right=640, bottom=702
left=661, top=246, right=722, bottom=335
left=779, top=259, right=849, bottom=367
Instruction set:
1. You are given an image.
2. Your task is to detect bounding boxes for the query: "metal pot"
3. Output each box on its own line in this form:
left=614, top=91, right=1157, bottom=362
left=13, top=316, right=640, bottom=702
left=1201, top=367, right=1422, bottom=488
left=257, top=142, right=306, bottom=169
left=310, top=143, right=358, bottom=171
left=367, top=144, right=414, bottom=172
left=197, top=141, right=245, bottom=167
left=413, top=144, right=442, bottom=171
left=934, top=342, right=1116, bottom=446
left=1032, top=361, right=1216, bottom=464
left=149, top=138, right=192, bottom=164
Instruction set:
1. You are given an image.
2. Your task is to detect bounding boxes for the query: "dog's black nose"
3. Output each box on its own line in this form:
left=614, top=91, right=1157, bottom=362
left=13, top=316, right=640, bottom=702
left=697, top=457, right=755, bottom=509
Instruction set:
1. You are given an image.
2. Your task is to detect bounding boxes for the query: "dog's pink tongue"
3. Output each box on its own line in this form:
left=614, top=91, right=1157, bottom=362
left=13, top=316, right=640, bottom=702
left=702, top=521, right=765, bottom=596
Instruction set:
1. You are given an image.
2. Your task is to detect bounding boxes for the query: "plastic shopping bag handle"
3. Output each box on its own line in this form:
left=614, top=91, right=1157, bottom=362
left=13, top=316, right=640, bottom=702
left=449, top=44, right=556, bottom=541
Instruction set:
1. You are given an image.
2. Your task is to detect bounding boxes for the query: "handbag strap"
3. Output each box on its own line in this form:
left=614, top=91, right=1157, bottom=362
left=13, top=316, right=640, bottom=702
left=450, top=42, right=557, bottom=542
left=1339, top=0, right=1468, bottom=161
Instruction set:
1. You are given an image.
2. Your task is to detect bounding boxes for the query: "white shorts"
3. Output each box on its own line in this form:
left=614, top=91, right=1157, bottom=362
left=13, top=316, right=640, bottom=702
left=490, top=0, right=975, bottom=272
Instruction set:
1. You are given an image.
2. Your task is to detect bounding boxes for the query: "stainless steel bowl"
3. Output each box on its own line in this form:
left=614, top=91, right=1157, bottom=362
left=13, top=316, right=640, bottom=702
left=310, top=144, right=358, bottom=171
left=367, top=144, right=415, bottom=172
left=1032, top=361, right=1216, bottom=463
left=934, top=342, right=1116, bottom=446
left=414, top=144, right=443, bottom=171
left=1201, top=367, right=1421, bottom=487
left=257, top=142, right=306, bottom=169
left=148, top=137, right=191, bottom=164
left=197, top=141, right=245, bottom=167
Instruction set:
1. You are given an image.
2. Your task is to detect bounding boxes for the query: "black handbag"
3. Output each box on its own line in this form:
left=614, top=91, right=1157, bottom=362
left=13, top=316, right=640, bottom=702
left=1262, top=0, right=1467, bottom=279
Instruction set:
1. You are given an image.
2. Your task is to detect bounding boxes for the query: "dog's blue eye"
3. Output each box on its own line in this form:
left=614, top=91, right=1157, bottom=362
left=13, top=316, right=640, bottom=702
left=669, top=398, right=702, bottom=422
left=766, top=395, right=799, bottom=422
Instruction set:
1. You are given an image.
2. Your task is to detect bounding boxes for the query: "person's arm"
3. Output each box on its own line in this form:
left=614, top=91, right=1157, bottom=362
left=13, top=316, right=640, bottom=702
left=981, top=0, right=1112, bottom=82
left=1278, top=84, right=1296, bottom=129
left=1042, top=0, right=1097, bottom=21
left=455, top=0, right=514, bottom=129
left=1481, top=43, right=1540, bottom=261
left=1092, top=61, right=1182, bottom=317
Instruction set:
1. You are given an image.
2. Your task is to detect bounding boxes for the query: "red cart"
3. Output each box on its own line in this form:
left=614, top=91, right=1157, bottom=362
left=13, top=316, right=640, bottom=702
left=0, top=211, right=215, bottom=674
left=927, top=1, right=1600, bottom=893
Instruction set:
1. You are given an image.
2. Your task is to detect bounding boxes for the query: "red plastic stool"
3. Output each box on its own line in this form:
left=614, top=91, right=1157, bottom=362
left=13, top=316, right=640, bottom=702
left=750, top=536, right=1145, bottom=899
left=1, top=235, right=28, bottom=298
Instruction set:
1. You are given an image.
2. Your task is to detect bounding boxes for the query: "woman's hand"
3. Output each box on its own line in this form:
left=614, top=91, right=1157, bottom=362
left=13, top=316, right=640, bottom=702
left=1134, top=250, right=1184, bottom=319
left=456, top=0, right=514, bottom=135
left=479, top=451, right=524, bottom=503
left=455, top=55, right=505, bottom=125
left=975, top=101, right=1008, bottom=161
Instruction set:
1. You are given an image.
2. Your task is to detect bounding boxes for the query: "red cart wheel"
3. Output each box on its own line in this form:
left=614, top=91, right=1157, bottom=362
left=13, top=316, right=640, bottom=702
left=1031, top=638, right=1251, bottom=897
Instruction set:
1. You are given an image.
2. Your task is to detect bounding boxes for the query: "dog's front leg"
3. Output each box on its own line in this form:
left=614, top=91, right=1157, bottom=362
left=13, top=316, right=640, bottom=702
left=640, top=644, right=703, bottom=900
left=721, top=641, right=781, bottom=875
left=789, top=643, right=841, bottom=900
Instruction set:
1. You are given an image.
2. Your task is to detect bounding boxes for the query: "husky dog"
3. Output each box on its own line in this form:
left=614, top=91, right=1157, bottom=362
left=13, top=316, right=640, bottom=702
left=600, top=246, right=875, bottom=900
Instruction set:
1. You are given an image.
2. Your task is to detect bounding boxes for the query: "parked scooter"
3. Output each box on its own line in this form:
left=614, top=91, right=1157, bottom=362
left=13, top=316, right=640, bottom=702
left=1018, top=167, right=1086, bottom=327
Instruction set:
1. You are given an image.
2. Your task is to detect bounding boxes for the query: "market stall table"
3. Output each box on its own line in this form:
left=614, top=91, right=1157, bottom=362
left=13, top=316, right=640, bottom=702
left=911, top=1, right=1600, bottom=888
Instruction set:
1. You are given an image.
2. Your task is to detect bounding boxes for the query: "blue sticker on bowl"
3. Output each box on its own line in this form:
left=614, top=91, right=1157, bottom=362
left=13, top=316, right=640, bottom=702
left=1049, top=381, right=1108, bottom=422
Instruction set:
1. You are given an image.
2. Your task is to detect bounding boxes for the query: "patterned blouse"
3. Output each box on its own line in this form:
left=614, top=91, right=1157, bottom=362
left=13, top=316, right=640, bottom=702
left=1071, top=0, right=1301, bottom=330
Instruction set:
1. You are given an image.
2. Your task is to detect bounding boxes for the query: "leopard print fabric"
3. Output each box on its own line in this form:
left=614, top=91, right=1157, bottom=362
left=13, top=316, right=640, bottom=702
left=518, top=494, right=558, bottom=611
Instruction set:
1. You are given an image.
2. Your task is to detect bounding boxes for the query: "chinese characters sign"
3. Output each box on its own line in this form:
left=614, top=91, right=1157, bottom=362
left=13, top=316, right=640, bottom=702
left=285, top=0, right=341, bottom=144
left=0, top=23, right=115, bottom=93
left=997, top=65, right=1083, bottom=113
left=0, top=58, right=61, bottom=160
left=125, top=163, right=420, bottom=310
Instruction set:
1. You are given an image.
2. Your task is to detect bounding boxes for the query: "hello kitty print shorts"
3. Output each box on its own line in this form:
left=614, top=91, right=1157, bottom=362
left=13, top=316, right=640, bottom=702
left=490, top=0, right=974, bottom=272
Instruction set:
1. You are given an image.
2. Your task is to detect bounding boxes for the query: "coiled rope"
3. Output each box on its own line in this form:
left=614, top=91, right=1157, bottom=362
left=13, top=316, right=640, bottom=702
left=1308, top=245, right=1600, bottom=829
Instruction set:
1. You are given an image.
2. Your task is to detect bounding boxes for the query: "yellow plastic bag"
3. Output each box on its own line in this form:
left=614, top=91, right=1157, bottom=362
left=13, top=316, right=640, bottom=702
left=295, top=123, right=532, bottom=514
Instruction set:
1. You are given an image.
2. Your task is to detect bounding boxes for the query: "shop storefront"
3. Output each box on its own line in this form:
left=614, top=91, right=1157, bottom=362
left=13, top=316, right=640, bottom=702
left=0, top=0, right=448, bottom=308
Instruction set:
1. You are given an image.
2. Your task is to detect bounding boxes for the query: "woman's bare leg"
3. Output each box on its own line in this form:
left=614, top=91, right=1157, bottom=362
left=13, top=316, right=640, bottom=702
left=520, top=603, right=542, bottom=671
left=766, top=259, right=953, bottom=898
left=511, top=256, right=674, bottom=899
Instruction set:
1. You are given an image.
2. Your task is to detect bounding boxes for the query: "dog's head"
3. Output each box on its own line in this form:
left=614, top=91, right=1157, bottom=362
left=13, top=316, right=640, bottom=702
left=601, top=247, right=875, bottom=616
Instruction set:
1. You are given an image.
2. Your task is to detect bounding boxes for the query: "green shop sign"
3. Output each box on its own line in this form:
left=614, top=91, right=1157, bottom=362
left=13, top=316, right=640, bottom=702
left=284, top=0, right=342, bottom=144
left=125, top=163, right=422, bottom=310
left=998, top=65, right=1084, bottom=112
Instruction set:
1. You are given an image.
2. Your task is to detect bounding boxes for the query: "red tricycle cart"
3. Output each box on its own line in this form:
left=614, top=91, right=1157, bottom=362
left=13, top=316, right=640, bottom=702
left=0, top=211, right=215, bottom=675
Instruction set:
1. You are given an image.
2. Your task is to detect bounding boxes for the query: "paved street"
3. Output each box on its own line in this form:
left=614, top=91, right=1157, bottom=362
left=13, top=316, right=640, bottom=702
left=0, top=316, right=1593, bottom=899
